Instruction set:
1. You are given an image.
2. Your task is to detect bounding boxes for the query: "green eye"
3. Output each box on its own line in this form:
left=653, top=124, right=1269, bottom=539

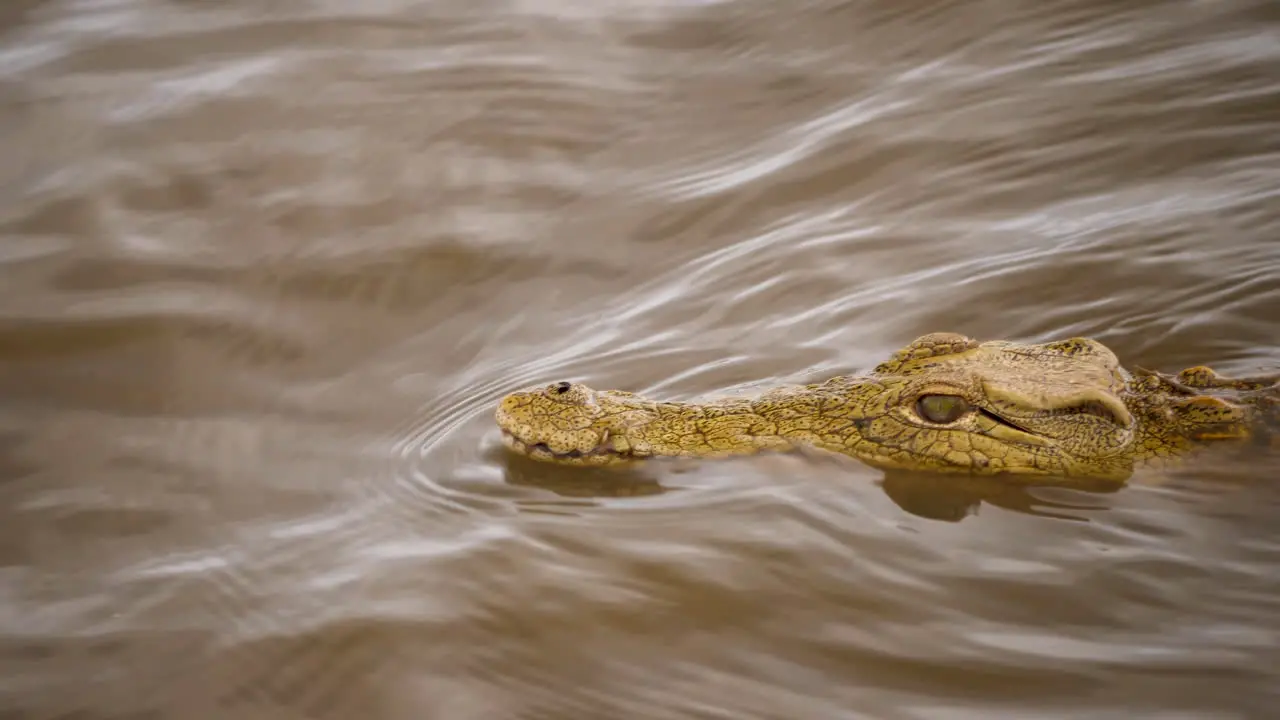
left=916, top=394, right=970, bottom=424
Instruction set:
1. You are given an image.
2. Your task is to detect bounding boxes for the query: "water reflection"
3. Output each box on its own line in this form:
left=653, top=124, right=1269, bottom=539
left=500, top=446, right=1131, bottom=522
left=500, top=454, right=669, bottom=500
left=879, top=469, right=1123, bottom=523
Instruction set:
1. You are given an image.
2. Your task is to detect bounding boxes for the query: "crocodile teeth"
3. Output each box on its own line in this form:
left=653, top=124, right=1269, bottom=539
left=500, top=430, right=620, bottom=459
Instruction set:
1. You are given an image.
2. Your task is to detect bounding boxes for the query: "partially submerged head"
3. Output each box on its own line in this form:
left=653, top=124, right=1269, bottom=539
left=494, top=332, right=1265, bottom=479
left=832, top=332, right=1140, bottom=479
left=494, top=380, right=652, bottom=466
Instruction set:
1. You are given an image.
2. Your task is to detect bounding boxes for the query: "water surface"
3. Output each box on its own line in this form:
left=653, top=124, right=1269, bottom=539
left=2, top=0, right=1279, bottom=718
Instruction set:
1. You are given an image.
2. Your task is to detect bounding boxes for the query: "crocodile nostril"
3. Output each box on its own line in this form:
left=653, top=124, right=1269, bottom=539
left=553, top=381, right=572, bottom=394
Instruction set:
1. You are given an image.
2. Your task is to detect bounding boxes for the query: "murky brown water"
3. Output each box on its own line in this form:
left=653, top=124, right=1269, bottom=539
left=3, top=0, right=1280, bottom=718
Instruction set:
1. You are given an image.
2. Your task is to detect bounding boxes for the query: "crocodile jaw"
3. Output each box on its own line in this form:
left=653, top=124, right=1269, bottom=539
left=498, top=427, right=632, bottom=467
left=493, top=383, right=646, bottom=467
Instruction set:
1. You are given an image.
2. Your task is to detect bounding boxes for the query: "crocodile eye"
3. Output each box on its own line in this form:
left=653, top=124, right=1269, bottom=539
left=552, top=381, right=572, bottom=395
left=916, top=394, right=970, bottom=424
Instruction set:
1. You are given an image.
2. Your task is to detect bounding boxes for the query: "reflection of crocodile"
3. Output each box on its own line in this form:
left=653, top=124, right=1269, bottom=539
left=495, top=333, right=1277, bottom=481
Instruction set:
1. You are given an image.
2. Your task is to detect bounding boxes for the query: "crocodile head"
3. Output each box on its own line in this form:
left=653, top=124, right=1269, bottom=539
left=494, top=332, right=1271, bottom=479
left=495, top=380, right=655, bottom=466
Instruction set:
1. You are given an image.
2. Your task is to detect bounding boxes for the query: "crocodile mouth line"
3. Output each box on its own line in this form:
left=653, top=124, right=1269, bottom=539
left=978, top=408, right=1038, bottom=436
left=976, top=407, right=1054, bottom=447
left=500, top=429, right=624, bottom=460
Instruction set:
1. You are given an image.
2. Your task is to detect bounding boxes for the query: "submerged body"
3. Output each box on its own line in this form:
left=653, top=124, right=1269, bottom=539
left=495, top=333, right=1278, bottom=481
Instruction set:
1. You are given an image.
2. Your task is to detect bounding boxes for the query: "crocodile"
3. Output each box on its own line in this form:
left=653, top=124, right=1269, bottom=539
left=494, top=333, right=1278, bottom=481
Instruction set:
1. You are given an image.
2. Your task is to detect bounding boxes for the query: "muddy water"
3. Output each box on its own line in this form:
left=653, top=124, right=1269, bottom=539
left=3, top=0, right=1280, bottom=718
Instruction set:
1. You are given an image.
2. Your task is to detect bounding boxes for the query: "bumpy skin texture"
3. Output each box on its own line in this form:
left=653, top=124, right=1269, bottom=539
left=495, top=333, right=1278, bottom=481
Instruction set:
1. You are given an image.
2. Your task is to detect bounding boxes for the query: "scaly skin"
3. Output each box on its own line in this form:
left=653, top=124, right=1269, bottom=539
left=494, top=333, right=1278, bottom=481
